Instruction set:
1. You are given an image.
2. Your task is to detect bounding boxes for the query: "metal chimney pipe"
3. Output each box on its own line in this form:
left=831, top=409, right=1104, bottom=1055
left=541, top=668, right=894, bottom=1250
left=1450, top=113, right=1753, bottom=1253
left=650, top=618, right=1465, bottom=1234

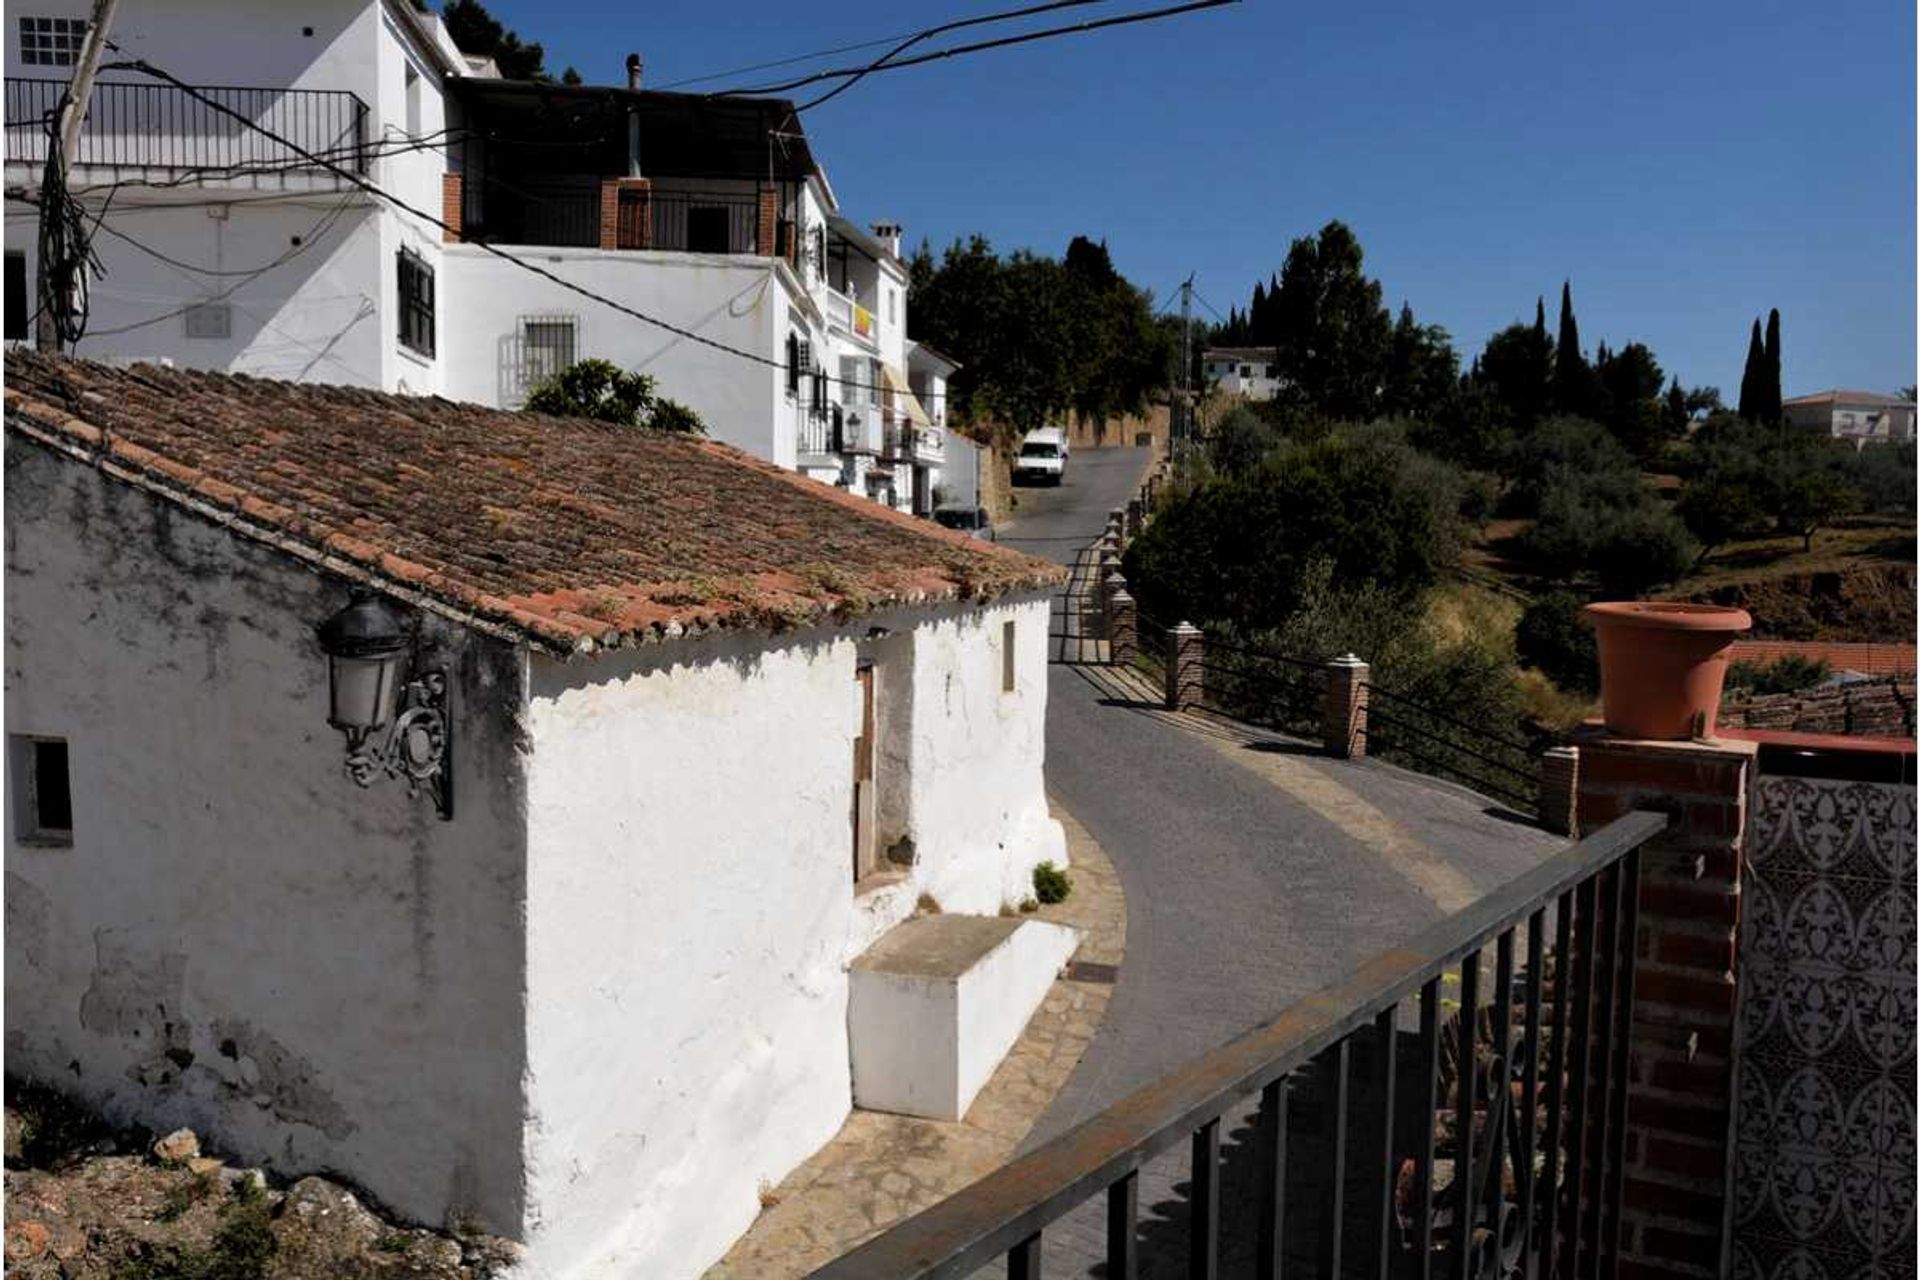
left=625, top=53, right=643, bottom=91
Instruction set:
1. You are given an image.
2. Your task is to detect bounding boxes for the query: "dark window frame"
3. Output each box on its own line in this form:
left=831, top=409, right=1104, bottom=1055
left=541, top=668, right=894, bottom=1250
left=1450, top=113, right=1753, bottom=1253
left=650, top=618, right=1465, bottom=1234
left=397, top=247, right=435, bottom=357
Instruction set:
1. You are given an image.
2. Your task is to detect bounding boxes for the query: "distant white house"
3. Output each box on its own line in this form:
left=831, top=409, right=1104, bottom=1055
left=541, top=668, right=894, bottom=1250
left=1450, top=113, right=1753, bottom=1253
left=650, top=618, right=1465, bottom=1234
left=5, top=352, right=1072, bottom=1280
left=1783, top=389, right=1917, bottom=446
left=1203, top=345, right=1281, bottom=400
left=2, top=0, right=947, bottom=515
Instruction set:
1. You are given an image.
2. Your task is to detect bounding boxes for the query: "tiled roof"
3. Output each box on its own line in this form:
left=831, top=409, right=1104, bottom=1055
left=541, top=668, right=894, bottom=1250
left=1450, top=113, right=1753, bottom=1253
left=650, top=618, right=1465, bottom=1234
left=4, top=353, right=1063, bottom=656
left=1785, top=389, right=1914, bottom=407
left=1202, top=347, right=1277, bottom=362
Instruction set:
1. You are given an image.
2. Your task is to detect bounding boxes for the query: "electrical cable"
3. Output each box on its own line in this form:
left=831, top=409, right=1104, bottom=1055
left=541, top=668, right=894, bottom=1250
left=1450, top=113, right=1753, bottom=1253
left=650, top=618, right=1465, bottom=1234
left=657, top=30, right=936, bottom=90
left=719, top=0, right=1236, bottom=105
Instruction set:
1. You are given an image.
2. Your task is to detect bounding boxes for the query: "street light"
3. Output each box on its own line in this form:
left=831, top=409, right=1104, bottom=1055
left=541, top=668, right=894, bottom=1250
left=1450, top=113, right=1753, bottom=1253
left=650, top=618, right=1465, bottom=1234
left=315, top=588, right=453, bottom=820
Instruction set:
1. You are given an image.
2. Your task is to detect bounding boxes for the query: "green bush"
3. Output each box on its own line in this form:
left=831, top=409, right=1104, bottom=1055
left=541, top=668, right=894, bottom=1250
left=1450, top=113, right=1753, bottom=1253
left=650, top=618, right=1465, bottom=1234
left=525, top=358, right=706, bottom=434
left=1725, top=655, right=1831, bottom=697
left=1032, top=861, right=1072, bottom=905
left=1514, top=591, right=1598, bottom=694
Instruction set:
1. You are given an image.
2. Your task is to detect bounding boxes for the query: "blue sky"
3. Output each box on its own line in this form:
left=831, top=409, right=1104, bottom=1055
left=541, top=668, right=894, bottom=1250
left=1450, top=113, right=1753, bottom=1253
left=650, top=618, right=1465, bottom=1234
left=479, top=0, right=1917, bottom=398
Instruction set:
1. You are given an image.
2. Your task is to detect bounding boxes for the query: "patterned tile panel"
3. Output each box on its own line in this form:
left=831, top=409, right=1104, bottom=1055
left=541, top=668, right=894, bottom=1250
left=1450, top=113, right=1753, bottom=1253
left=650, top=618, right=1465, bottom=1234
left=1734, top=776, right=1917, bottom=1280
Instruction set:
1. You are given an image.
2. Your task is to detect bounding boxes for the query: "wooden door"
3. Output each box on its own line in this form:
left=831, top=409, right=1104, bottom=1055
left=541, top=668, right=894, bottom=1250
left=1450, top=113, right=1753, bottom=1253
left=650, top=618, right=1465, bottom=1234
left=852, top=662, right=878, bottom=881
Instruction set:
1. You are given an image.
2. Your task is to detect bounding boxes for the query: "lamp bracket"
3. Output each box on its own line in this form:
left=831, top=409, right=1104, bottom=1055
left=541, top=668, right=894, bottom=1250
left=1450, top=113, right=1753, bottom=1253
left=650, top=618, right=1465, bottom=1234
left=344, top=669, right=453, bottom=820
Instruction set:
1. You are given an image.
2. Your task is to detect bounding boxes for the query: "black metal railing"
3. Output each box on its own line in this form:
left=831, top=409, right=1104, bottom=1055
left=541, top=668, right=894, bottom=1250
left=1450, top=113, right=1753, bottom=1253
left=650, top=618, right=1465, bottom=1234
left=5, top=77, right=368, bottom=176
left=1363, top=683, right=1556, bottom=817
left=812, top=809, right=1664, bottom=1280
left=1202, top=637, right=1326, bottom=740
left=646, top=188, right=761, bottom=254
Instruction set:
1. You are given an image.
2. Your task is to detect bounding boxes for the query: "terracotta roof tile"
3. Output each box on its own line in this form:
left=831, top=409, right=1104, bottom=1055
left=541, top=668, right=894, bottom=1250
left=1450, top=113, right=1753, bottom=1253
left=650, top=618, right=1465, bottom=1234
left=5, top=352, right=1064, bottom=655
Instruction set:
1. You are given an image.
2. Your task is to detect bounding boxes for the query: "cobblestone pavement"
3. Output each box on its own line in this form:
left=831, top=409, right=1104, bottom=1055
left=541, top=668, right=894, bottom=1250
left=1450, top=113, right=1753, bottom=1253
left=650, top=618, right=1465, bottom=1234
left=706, top=802, right=1125, bottom=1279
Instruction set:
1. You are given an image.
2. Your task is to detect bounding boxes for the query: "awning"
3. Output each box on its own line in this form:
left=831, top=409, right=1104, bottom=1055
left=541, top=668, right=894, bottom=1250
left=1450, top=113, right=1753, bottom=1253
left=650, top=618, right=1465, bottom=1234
left=881, top=364, right=932, bottom=431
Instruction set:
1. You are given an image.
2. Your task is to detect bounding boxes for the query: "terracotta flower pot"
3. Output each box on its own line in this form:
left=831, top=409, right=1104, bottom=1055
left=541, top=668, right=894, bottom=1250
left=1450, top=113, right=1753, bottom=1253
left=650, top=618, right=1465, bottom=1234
left=1583, top=602, right=1753, bottom=740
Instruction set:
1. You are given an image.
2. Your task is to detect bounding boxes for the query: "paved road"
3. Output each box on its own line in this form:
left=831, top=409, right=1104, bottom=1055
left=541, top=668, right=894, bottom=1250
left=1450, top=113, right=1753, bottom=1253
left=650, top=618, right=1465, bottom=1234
left=987, top=447, right=1563, bottom=1275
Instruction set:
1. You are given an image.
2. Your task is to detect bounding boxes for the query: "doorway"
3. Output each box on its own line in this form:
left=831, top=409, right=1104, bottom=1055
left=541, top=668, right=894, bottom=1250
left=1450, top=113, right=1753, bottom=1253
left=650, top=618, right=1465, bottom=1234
left=853, top=660, right=878, bottom=882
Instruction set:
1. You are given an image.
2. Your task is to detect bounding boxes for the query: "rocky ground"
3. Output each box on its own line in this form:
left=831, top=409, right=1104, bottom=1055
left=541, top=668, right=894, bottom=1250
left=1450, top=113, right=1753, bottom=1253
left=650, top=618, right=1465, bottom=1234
left=4, top=1081, right=519, bottom=1279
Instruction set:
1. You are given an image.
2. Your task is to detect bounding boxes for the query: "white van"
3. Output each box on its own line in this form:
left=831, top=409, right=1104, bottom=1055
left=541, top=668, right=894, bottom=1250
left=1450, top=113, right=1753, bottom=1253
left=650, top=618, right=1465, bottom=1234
left=1013, top=427, right=1069, bottom=486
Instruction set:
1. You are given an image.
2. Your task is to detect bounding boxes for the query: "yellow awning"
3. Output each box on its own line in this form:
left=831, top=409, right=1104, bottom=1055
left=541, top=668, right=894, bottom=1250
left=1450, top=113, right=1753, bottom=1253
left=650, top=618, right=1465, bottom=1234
left=882, top=363, right=932, bottom=430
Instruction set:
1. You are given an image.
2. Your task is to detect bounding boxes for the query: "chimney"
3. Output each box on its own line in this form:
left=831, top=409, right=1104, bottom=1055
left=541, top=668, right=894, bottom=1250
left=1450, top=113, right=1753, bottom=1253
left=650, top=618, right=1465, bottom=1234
left=869, top=221, right=902, bottom=258
left=625, top=53, right=643, bottom=91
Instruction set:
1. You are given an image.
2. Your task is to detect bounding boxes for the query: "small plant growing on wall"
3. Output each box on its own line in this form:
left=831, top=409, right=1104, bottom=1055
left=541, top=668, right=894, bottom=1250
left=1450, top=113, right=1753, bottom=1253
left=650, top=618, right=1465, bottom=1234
left=1032, top=861, right=1072, bottom=905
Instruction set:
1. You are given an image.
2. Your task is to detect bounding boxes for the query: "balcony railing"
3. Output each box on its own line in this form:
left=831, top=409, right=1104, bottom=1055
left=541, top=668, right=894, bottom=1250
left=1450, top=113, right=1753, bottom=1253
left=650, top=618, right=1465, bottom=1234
left=5, top=78, right=368, bottom=177
left=813, top=809, right=1669, bottom=1280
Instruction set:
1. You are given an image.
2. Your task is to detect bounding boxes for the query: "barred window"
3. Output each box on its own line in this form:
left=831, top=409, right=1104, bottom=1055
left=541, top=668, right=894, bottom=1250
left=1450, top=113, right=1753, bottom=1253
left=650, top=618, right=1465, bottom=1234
left=520, top=316, right=576, bottom=394
left=19, top=17, right=85, bottom=66
left=397, top=249, right=434, bottom=357
left=839, top=356, right=865, bottom=409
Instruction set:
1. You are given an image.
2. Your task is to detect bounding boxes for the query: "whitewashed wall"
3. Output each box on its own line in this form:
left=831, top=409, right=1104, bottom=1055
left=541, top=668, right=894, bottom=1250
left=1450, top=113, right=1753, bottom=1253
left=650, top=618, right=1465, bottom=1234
left=3, top=437, right=532, bottom=1238
left=519, top=591, right=1061, bottom=1278
left=439, top=245, right=799, bottom=464
left=520, top=629, right=863, bottom=1279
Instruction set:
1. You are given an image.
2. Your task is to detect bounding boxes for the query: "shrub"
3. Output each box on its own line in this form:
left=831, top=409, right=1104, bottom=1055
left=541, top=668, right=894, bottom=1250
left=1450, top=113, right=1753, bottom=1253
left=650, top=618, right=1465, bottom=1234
left=1515, top=591, right=1599, bottom=693
left=1032, top=861, right=1072, bottom=905
left=1725, top=655, right=1831, bottom=697
left=525, top=358, right=706, bottom=433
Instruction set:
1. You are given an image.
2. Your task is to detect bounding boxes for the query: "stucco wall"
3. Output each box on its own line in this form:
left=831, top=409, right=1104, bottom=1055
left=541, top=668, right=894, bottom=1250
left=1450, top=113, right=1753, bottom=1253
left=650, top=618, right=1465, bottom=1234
left=3, top=437, right=531, bottom=1237
left=521, top=629, right=862, bottom=1279
left=438, top=245, right=796, bottom=463
left=519, top=592, right=1062, bottom=1278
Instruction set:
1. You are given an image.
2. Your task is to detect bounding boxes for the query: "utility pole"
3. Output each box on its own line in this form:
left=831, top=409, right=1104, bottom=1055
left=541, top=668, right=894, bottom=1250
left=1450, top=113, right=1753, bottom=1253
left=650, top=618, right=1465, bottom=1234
left=35, top=0, right=120, bottom=351
left=1176, top=274, right=1194, bottom=472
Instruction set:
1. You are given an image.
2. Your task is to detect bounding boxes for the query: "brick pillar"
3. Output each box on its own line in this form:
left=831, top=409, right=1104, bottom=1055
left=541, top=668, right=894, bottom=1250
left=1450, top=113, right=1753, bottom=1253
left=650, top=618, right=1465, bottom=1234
left=616, top=177, right=651, bottom=249
left=1108, top=589, right=1137, bottom=667
left=756, top=184, right=779, bottom=257
left=1321, top=654, right=1368, bottom=759
left=1164, top=622, right=1203, bottom=711
left=441, top=173, right=463, bottom=243
left=1576, top=731, right=1755, bottom=1280
left=1539, top=744, right=1579, bottom=836
left=598, top=178, right=621, bottom=250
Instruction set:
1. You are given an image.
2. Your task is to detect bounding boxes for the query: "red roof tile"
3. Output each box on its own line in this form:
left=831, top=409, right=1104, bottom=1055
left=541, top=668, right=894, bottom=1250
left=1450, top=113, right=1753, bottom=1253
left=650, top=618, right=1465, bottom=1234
left=4, top=352, right=1063, bottom=655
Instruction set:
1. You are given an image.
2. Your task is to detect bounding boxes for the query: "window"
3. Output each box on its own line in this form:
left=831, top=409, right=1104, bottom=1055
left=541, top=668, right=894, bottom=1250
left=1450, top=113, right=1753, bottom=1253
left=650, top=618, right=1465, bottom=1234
left=5, top=253, right=26, bottom=341
left=686, top=205, right=730, bottom=254
left=18, top=16, right=85, bottom=66
left=887, top=288, right=897, bottom=325
left=1002, top=620, right=1017, bottom=693
left=809, top=226, right=825, bottom=279
left=839, top=355, right=865, bottom=408
left=404, top=63, right=422, bottom=138
left=787, top=333, right=813, bottom=399
left=396, top=248, right=434, bottom=357
left=10, top=735, right=72, bottom=846
left=183, top=301, right=231, bottom=339
left=519, top=316, right=576, bottom=396
left=1240, top=364, right=1252, bottom=377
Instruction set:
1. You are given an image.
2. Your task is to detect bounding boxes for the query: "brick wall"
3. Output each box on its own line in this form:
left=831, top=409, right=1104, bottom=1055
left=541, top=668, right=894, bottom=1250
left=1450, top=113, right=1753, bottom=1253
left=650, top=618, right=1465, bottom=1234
left=441, top=174, right=462, bottom=244
left=1576, top=732, right=1756, bottom=1280
left=756, top=185, right=778, bottom=258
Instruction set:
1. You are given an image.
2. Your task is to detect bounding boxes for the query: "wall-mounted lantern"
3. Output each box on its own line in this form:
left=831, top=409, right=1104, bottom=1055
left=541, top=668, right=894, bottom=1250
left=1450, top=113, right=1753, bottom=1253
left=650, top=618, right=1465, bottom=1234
left=316, top=588, right=452, bottom=820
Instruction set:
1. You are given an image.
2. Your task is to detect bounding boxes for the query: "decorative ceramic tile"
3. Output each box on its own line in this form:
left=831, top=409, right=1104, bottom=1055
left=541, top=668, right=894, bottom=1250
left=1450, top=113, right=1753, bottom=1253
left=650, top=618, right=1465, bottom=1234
left=1734, top=774, right=1917, bottom=1274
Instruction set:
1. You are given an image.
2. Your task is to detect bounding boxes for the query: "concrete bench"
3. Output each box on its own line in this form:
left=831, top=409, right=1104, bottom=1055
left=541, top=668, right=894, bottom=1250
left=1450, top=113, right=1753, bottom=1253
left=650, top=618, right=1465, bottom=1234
left=849, top=915, right=1080, bottom=1121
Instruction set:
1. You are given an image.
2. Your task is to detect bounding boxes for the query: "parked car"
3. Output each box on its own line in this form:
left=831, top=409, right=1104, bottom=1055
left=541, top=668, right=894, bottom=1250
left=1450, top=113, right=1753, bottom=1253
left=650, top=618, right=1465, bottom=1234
left=1013, top=427, right=1068, bottom=486
left=934, top=507, right=995, bottom=540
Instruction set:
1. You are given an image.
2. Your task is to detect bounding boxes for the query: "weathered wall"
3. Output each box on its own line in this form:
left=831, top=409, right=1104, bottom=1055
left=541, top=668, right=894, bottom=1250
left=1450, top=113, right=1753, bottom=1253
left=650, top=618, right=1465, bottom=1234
left=518, top=592, right=1062, bottom=1278
left=3, top=437, right=532, bottom=1237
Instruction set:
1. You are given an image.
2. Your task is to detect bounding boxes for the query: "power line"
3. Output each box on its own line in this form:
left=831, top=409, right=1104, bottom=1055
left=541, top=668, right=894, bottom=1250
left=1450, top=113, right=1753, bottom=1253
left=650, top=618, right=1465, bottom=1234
left=721, top=0, right=1235, bottom=105
left=657, top=30, right=934, bottom=91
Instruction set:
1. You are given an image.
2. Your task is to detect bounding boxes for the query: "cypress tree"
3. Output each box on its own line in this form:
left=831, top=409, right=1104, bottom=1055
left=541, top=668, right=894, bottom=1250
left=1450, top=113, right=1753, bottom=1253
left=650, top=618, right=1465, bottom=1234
left=1251, top=281, right=1269, bottom=343
left=1762, top=308, right=1782, bottom=424
left=1553, top=281, right=1590, bottom=415
left=1665, top=375, right=1688, bottom=433
left=1737, top=318, right=1764, bottom=421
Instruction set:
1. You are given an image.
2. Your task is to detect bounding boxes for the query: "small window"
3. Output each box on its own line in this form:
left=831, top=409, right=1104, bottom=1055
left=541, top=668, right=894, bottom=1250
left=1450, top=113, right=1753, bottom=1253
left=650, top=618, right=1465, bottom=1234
left=183, top=301, right=231, bottom=339
left=888, top=288, right=897, bottom=325
left=1240, top=364, right=1252, bottom=377
left=5, top=252, right=27, bottom=341
left=19, top=16, right=86, bottom=66
left=404, top=63, right=422, bottom=138
left=397, top=248, right=434, bottom=357
left=1002, top=620, right=1017, bottom=693
left=10, top=735, right=72, bottom=846
left=519, top=315, right=576, bottom=397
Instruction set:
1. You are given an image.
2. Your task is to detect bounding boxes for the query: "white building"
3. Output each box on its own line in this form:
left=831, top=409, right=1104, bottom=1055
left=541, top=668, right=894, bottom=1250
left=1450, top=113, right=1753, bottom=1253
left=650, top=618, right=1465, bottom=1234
left=1202, top=345, right=1281, bottom=401
left=2, top=0, right=945, bottom=514
left=5, top=351, right=1072, bottom=1278
left=1782, top=388, right=1917, bottom=446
